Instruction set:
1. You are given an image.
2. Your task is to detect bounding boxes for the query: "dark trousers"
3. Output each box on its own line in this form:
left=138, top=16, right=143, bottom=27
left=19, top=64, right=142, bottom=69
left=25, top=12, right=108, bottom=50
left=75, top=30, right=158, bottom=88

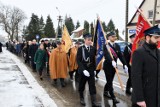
left=38, top=67, right=44, bottom=77
left=126, top=65, right=132, bottom=90
left=75, top=70, right=79, bottom=82
left=31, top=60, right=36, bottom=70
left=104, top=65, right=116, bottom=98
left=69, top=71, right=75, bottom=79
left=46, top=63, right=49, bottom=74
left=79, top=74, right=96, bottom=97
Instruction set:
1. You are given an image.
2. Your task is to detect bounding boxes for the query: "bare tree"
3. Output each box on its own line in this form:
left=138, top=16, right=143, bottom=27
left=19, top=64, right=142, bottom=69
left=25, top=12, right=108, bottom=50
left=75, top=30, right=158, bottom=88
left=0, top=4, right=27, bottom=41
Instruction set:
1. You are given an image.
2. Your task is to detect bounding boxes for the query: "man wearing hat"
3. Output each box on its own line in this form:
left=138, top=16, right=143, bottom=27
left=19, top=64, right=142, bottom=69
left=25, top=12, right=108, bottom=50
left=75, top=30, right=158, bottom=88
left=77, top=34, right=101, bottom=107
left=103, top=32, right=128, bottom=104
left=124, top=33, right=136, bottom=95
left=131, top=25, right=160, bottom=107
left=49, top=41, right=68, bottom=87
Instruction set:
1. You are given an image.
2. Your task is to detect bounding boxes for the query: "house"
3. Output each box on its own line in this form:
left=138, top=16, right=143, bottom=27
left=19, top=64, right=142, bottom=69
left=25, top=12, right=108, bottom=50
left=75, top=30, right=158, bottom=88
left=127, top=0, right=160, bottom=39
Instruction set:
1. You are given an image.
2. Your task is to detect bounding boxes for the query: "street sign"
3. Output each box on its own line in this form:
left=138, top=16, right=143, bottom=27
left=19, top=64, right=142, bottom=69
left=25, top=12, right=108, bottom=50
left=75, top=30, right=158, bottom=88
left=36, top=34, right=39, bottom=39
left=129, top=29, right=136, bottom=34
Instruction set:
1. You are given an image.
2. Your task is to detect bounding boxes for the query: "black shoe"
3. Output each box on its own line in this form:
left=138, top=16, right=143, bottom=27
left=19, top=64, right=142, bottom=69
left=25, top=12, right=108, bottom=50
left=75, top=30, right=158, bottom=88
left=112, top=98, right=120, bottom=104
left=91, top=95, right=101, bottom=107
left=40, top=77, right=43, bottom=81
left=103, top=91, right=112, bottom=99
left=80, top=98, right=86, bottom=106
left=125, top=89, right=131, bottom=95
left=61, top=82, right=66, bottom=87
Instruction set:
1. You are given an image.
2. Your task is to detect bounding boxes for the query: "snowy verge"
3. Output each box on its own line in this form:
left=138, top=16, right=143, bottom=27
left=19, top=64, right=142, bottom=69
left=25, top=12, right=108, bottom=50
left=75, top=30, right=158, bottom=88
left=7, top=50, right=57, bottom=107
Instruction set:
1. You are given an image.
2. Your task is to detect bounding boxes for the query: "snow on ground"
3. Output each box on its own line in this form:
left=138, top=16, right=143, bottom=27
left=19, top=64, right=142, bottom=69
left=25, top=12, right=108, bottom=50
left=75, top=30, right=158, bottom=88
left=0, top=48, right=57, bottom=107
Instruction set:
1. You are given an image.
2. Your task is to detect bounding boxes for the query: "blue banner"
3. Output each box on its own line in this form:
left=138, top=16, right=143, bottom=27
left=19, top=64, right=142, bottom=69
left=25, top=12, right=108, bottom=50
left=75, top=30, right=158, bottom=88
left=95, top=20, right=106, bottom=66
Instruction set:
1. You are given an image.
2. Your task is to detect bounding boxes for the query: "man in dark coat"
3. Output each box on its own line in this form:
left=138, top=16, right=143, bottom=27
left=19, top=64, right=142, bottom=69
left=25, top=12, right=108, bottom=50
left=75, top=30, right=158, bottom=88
left=29, top=39, right=38, bottom=71
left=0, top=42, right=2, bottom=52
left=103, top=32, right=128, bottom=104
left=44, top=39, right=51, bottom=75
left=77, top=34, right=101, bottom=107
left=131, top=25, right=160, bottom=107
left=123, top=34, right=135, bottom=95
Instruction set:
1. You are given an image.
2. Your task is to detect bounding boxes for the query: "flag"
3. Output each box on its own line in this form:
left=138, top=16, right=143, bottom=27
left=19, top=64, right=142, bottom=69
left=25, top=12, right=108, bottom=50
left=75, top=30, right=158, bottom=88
left=158, top=41, right=160, bottom=49
left=132, top=13, right=151, bottom=53
left=61, top=25, right=72, bottom=53
left=94, top=19, right=106, bottom=67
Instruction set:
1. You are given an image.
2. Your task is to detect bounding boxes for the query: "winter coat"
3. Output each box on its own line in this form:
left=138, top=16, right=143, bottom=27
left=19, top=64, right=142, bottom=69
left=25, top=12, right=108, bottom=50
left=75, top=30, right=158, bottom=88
left=49, top=48, right=68, bottom=79
left=34, top=49, right=48, bottom=71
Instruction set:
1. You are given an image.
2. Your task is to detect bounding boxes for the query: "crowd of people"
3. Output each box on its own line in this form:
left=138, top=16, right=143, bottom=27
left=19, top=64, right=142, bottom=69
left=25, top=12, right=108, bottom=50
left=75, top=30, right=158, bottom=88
left=3, top=24, right=160, bottom=107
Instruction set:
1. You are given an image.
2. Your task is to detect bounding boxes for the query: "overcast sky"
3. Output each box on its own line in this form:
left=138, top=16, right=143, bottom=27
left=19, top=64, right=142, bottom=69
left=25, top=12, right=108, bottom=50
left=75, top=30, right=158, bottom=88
left=0, top=0, right=143, bottom=37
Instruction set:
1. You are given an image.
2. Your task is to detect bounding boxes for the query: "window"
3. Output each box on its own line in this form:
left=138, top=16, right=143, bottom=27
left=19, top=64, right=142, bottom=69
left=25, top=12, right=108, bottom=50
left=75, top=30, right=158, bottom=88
left=148, top=10, right=153, bottom=19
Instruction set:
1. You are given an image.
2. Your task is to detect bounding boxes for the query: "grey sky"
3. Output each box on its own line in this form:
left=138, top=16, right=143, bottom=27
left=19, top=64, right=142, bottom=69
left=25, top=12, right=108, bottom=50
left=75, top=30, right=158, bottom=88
left=0, top=0, right=143, bottom=37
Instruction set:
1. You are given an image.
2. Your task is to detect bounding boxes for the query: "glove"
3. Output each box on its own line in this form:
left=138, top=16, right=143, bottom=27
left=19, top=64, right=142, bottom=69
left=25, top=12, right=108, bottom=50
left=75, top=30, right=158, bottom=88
left=112, top=61, right=117, bottom=68
left=94, top=71, right=96, bottom=75
left=124, top=65, right=128, bottom=74
left=83, top=70, right=90, bottom=77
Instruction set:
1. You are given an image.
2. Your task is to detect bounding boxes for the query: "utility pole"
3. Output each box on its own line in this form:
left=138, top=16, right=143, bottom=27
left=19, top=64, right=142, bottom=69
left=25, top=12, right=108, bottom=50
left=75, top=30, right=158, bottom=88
left=153, top=0, right=158, bottom=26
left=56, top=7, right=63, bottom=38
left=125, top=0, right=129, bottom=42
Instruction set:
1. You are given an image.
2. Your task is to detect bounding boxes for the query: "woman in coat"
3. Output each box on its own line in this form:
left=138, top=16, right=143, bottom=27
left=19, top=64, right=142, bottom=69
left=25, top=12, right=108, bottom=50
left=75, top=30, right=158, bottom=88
left=34, top=44, right=48, bottom=80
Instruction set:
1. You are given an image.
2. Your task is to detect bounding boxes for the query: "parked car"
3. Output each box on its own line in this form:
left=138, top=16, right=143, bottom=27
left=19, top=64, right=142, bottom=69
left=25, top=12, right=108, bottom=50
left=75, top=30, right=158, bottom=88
left=115, top=40, right=131, bottom=53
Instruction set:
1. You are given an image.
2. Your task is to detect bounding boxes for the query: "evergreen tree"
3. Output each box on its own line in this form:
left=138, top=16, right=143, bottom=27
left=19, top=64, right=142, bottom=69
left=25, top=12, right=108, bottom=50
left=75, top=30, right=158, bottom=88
left=65, top=15, right=75, bottom=35
left=106, top=19, right=115, bottom=32
left=84, top=20, right=89, bottom=34
left=76, top=21, right=80, bottom=29
left=115, top=29, right=119, bottom=40
left=26, top=13, right=40, bottom=41
left=102, top=21, right=107, bottom=32
left=44, top=15, right=56, bottom=38
left=39, top=16, right=45, bottom=37
left=90, top=22, right=94, bottom=36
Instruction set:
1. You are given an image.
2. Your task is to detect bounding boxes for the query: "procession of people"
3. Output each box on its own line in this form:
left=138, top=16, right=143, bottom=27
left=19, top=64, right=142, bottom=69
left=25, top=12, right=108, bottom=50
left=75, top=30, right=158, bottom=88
left=4, top=24, right=160, bottom=107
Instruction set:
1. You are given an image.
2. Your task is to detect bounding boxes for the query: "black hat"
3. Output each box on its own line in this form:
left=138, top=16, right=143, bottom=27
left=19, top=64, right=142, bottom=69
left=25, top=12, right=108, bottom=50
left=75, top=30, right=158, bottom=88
left=75, top=41, right=80, bottom=45
left=107, top=32, right=116, bottom=37
left=129, top=34, right=136, bottom=38
left=144, top=24, right=160, bottom=36
left=83, top=33, right=92, bottom=39
left=45, top=39, right=49, bottom=41
left=41, top=40, right=44, bottom=42
left=56, top=41, right=61, bottom=45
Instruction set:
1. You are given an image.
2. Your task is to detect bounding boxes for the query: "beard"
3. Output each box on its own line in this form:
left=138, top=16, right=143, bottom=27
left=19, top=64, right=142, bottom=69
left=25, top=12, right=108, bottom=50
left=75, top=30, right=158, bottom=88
left=148, top=40, right=158, bottom=49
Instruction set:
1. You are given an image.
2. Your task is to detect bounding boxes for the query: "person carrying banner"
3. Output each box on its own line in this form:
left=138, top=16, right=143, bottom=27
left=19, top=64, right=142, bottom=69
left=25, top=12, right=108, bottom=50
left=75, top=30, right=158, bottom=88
left=103, top=32, right=128, bottom=104
left=77, top=34, right=101, bottom=107
left=68, top=41, right=80, bottom=81
left=123, top=34, right=135, bottom=95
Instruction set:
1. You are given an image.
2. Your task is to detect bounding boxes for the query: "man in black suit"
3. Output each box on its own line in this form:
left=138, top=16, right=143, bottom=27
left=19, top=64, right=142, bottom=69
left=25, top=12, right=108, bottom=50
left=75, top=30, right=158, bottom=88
left=131, top=25, right=160, bottom=107
left=77, top=34, right=101, bottom=107
left=44, top=39, right=51, bottom=75
left=103, top=32, right=128, bottom=104
left=123, top=34, right=135, bottom=95
left=29, top=39, right=38, bottom=72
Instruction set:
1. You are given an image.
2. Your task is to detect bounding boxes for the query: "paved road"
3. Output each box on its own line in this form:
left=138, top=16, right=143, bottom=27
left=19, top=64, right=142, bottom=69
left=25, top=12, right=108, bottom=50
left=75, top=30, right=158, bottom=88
left=1, top=48, right=132, bottom=107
